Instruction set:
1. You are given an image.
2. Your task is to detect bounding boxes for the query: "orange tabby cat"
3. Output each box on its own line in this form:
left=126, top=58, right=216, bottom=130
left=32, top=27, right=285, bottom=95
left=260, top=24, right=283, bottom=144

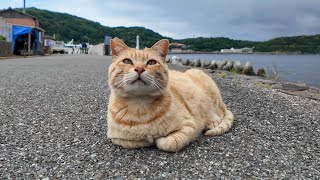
left=107, top=38, right=234, bottom=152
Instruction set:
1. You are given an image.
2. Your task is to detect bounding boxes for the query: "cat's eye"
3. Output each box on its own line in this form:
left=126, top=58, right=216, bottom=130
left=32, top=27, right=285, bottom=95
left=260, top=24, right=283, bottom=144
left=123, top=58, right=133, bottom=64
left=147, top=59, right=157, bottom=65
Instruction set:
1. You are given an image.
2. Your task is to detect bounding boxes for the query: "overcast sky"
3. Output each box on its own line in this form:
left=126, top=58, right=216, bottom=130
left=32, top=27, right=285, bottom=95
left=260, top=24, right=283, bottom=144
left=1, top=0, right=320, bottom=41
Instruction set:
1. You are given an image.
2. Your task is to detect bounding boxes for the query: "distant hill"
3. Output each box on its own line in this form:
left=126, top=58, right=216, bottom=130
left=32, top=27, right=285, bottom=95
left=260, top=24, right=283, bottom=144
left=22, top=7, right=320, bottom=53
left=24, top=7, right=170, bottom=48
left=178, top=35, right=320, bottom=54
left=178, top=37, right=257, bottom=52
left=255, top=35, right=320, bottom=54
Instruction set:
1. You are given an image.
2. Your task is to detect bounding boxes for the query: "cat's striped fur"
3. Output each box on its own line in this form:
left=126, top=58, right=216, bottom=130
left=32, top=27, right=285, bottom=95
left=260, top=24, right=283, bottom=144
left=107, top=38, right=234, bottom=152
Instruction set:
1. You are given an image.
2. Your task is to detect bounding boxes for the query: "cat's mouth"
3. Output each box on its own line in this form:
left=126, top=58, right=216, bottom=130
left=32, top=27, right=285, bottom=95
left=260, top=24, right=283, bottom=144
left=131, top=77, right=147, bottom=85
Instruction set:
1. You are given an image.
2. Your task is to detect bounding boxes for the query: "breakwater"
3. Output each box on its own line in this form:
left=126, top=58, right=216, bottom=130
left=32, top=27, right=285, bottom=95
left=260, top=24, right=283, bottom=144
left=167, top=56, right=265, bottom=77
left=167, top=54, right=320, bottom=88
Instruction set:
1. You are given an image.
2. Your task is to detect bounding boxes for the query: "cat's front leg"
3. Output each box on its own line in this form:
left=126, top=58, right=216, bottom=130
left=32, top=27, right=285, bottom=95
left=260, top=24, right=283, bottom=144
left=111, top=138, right=153, bottom=149
left=156, top=125, right=197, bottom=152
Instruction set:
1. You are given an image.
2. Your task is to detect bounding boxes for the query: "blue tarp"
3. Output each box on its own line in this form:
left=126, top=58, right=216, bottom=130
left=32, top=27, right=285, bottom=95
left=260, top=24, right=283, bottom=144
left=12, top=25, right=32, bottom=51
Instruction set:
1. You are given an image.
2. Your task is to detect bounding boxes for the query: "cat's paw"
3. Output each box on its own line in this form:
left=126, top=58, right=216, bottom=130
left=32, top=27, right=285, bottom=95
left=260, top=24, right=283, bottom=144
left=156, top=136, right=181, bottom=152
left=205, top=126, right=227, bottom=136
left=111, top=138, right=152, bottom=149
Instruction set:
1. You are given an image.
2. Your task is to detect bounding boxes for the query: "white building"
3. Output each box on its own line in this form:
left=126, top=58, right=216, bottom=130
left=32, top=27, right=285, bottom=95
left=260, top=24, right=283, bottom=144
left=221, top=47, right=253, bottom=53
left=241, top=47, right=254, bottom=53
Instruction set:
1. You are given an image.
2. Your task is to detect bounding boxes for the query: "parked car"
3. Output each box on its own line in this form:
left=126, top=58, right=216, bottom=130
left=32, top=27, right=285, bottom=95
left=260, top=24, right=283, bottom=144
left=52, top=41, right=68, bottom=54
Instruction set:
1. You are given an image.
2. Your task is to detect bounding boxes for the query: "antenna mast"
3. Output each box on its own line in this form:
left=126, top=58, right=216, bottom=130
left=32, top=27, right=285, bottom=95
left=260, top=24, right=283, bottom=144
left=23, top=0, right=26, bottom=13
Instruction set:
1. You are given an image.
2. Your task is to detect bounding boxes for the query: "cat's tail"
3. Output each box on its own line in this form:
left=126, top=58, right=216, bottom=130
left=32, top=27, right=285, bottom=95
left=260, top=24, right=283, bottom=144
left=205, top=105, right=234, bottom=136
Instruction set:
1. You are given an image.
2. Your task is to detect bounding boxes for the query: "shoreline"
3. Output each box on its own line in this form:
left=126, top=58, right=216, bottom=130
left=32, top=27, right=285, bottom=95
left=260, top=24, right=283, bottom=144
left=168, top=52, right=320, bottom=55
left=167, top=63, right=320, bottom=101
left=167, top=55, right=320, bottom=89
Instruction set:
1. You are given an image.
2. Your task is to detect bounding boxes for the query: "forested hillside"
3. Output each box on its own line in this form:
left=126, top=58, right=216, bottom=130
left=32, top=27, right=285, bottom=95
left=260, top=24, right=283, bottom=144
left=25, top=7, right=169, bottom=48
left=22, top=7, right=320, bottom=53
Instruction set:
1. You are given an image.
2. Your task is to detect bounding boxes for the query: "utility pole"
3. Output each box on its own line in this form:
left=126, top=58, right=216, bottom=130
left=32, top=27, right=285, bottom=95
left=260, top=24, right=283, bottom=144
left=23, top=0, right=26, bottom=13
left=136, top=35, right=140, bottom=50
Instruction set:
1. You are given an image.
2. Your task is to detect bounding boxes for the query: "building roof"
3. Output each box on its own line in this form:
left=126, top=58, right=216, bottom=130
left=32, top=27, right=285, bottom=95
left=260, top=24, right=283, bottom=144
left=0, top=8, right=44, bottom=31
left=33, top=26, right=45, bottom=32
left=0, top=8, right=38, bottom=20
left=44, top=35, right=56, bottom=40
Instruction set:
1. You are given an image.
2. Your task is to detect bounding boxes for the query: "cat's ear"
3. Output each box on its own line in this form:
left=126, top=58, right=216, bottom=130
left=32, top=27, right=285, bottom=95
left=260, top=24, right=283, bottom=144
left=110, top=37, right=129, bottom=58
left=151, top=39, right=169, bottom=61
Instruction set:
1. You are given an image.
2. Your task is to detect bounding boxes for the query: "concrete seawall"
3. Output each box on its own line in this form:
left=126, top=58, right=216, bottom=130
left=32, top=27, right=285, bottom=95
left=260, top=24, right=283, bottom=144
left=0, top=41, right=12, bottom=57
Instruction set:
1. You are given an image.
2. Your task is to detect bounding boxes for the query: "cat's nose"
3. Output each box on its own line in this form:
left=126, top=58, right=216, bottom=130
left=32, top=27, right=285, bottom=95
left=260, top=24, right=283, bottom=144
left=134, top=67, right=145, bottom=75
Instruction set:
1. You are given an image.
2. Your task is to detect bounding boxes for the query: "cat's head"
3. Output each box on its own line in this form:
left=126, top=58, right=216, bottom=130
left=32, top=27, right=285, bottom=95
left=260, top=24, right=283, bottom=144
left=109, top=38, right=169, bottom=97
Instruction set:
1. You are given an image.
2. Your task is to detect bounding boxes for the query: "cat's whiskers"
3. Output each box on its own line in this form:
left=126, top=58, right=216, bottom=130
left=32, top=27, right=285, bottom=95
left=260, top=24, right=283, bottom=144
left=149, top=83, right=159, bottom=94
left=113, top=74, right=136, bottom=91
left=147, top=74, right=166, bottom=86
left=144, top=74, right=164, bottom=88
left=113, top=74, right=129, bottom=82
left=153, top=82, right=166, bottom=94
left=148, top=80, right=163, bottom=95
left=144, top=74, right=167, bottom=94
left=151, top=76, right=166, bottom=83
left=145, top=73, right=165, bottom=82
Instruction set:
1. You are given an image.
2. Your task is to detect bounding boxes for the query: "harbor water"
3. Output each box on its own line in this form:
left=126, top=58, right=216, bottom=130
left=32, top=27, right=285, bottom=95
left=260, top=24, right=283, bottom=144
left=168, top=54, right=320, bottom=88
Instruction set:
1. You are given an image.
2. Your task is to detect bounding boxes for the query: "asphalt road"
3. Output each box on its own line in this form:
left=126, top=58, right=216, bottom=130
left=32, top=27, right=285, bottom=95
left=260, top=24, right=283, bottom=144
left=0, top=55, right=319, bottom=179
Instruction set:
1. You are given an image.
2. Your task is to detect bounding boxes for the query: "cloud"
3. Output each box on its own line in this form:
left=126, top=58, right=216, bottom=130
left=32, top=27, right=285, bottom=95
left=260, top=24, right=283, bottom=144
left=1, top=0, right=320, bottom=40
left=9, top=0, right=22, bottom=8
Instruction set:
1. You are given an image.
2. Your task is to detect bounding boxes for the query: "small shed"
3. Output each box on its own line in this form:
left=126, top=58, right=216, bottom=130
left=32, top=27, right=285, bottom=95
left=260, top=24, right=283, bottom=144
left=0, top=8, right=45, bottom=55
left=43, top=35, right=56, bottom=54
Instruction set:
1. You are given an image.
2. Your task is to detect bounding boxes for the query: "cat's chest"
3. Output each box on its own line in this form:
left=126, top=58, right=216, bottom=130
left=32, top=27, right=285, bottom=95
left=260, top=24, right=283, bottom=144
left=109, top=114, right=177, bottom=141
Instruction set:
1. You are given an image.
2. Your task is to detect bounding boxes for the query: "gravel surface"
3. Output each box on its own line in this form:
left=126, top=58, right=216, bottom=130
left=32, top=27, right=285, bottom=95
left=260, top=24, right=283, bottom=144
left=0, top=55, right=319, bottom=179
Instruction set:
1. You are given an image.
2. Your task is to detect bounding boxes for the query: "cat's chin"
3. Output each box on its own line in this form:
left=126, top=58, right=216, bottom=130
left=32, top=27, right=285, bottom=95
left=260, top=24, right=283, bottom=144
left=114, top=84, right=164, bottom=97
left=126, top=81, right=149, bottom=89
left=126, top=84, right=152, bottom=93
left=131, top=79, right=147, bottom=85
left=131, top=78, right=147, bottom=85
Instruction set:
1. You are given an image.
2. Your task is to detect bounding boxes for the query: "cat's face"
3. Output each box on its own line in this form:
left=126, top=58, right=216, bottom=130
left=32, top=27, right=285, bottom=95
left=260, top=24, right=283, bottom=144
left=109, top=38, right=169, bottom=97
